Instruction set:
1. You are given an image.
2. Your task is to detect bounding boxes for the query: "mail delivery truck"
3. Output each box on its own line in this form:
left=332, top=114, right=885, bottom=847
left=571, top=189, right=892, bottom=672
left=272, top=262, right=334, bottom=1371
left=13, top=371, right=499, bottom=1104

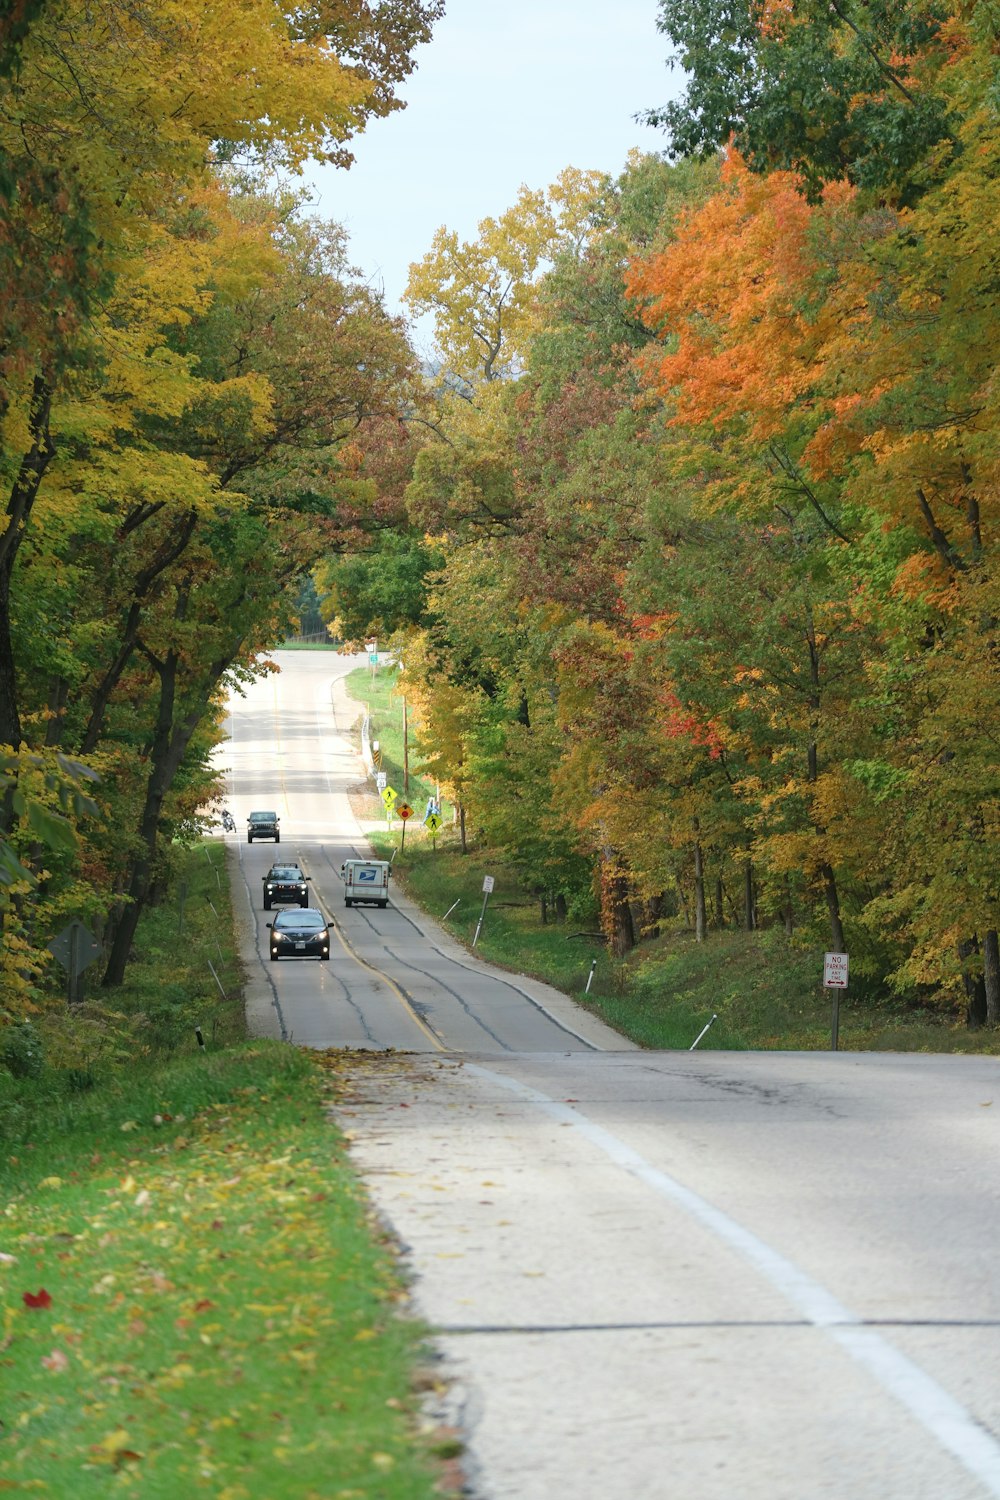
left=341, top=858, right=391, bottom=908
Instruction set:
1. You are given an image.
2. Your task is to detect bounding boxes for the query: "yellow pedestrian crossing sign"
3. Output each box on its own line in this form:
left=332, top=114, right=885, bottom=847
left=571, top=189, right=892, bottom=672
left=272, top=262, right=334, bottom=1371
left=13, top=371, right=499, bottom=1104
left=381, top=786, right=398, bottom=809
left=425, top=812, right=442, bottom=833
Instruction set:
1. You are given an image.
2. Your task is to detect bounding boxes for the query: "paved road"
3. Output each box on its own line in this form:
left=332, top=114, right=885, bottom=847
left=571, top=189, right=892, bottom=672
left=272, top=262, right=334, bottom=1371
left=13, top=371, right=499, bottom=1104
left=345, top=1051, right=1000, bottom=1500
left=221, top=651, right=1000, bottom=1500
left=218, top=650, right=624, bottom=1053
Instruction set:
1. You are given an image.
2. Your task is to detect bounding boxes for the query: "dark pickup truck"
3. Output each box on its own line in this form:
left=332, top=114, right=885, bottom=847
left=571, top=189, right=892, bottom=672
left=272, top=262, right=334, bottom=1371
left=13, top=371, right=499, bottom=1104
left=263, top=863, right=309, bottom=910
left=247, top=809, right=280, bottom=843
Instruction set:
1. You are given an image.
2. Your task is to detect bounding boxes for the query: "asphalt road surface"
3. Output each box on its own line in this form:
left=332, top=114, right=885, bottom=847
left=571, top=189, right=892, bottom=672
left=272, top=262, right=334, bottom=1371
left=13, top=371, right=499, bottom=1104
left=219, top=649, right=623, bottom=1054
left=221, top=651, right=1000, bottom=1500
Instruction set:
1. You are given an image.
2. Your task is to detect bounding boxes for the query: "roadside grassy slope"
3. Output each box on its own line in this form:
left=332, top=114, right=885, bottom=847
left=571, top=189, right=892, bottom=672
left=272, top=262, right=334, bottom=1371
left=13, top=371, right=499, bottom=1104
left=346, top=667, right=1000, bottom=1055
left=1, top=846, right=453, bottom=1498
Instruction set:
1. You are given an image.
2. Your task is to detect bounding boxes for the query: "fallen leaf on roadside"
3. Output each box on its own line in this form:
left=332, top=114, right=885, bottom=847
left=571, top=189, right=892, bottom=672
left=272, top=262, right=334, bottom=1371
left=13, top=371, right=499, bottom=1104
left=90, top=1429, right=142, bottom=1467
left=23, top=1289, right=52, bottom=1310
left=41, top=1349, right=69, bottom=1372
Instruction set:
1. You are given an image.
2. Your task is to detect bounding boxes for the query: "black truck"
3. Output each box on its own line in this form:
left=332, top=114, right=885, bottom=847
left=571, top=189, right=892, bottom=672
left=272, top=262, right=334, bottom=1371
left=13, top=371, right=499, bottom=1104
left=247, top=809, right=280, bottom=843
left=262, top=863, right=309, bottom=909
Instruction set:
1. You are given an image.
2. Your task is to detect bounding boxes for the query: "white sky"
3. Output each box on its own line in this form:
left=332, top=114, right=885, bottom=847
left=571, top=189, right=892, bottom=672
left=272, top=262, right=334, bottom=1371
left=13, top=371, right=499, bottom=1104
left=304, top=0, right=682, bottom=358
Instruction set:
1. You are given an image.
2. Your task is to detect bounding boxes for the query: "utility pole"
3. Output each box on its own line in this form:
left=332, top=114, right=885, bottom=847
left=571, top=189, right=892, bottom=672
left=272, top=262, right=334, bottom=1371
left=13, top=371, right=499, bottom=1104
left=403, top=696, right=409, bottom=794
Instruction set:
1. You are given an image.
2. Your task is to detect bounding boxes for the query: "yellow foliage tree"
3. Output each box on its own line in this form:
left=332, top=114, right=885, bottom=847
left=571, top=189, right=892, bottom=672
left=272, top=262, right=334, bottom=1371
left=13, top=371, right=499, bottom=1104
left=404, top=167, right=610, bottom=386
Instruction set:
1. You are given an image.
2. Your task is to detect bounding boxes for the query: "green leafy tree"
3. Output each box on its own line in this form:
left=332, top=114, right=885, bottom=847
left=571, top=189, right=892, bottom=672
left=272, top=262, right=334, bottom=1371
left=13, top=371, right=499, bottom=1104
left=644, top=0, right=959, bottom=204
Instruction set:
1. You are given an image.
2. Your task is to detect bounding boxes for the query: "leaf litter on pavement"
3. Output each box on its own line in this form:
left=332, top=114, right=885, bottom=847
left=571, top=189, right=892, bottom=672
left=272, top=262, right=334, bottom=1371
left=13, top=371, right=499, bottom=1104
left=0, top=1041, right=458, bottom=1497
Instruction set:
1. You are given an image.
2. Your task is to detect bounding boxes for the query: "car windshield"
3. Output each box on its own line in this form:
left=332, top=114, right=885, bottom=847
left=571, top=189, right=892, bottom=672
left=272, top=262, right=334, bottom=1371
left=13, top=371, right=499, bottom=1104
left=269, top=868, right=302, bottom=879
left=273, top=910, right=325, bottom=930
left=250, top=812, right=277, bottom=822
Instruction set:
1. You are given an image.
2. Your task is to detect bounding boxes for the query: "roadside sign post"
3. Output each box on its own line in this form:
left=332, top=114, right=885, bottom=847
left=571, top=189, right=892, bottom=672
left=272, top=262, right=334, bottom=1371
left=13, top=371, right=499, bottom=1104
left=381, top=785, right=397, bottom=829
left=397, top=802, right=413, bottom=851
left=473, top=874, right=495, bottom=948
left=585, top=957, right=597, bottom=994
left=48, top=920, right=102, bottom=1005
left=425, top=809, right=442, bottom=850
left=689, top=1013, right=719, bottom=1050
left=823, top=952, right=849, bottom=1050
left=402, top=697, right=409, bottom=794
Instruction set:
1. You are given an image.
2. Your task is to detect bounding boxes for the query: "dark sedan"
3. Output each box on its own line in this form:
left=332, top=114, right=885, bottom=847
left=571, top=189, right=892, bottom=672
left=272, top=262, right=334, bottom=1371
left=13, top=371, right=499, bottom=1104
left=267, top=907, right=331, bottom=961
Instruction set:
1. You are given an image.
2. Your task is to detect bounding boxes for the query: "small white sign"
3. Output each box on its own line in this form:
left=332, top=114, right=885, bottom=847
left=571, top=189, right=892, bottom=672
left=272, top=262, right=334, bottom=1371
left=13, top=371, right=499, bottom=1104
left=824, top=952, right=849, bottom=989
left=482, top=875, right=495, bottom=894
left=376, top=772, right=387, bottom=790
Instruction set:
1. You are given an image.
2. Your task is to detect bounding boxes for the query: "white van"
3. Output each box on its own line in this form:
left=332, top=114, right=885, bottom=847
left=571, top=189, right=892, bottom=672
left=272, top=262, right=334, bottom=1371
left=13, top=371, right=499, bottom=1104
left=341, top=858, right=391, bottom=909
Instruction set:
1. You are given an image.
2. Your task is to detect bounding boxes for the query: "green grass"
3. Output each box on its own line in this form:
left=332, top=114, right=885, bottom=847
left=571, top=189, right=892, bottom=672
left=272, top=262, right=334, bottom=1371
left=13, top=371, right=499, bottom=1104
left=1, top=843, right=455, bottom=1498
left=1, top=842, right=244, bottom=1139
left=276, top=639, right=342, bottom=650
left=345, top=665, right=452, bottom=828
left=372, top=839, right=1000, bottom=1052
left=0, top=1045, right=446, bottom=1498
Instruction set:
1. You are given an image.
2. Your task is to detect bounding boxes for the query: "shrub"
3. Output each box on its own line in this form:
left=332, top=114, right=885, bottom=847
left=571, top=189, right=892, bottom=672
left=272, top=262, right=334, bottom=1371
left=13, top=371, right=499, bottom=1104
left=0, top=1019, right=44, bottom=1078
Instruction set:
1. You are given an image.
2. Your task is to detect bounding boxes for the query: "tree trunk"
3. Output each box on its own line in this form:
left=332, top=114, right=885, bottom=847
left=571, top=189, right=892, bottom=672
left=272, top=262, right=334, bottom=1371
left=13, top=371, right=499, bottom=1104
left=744, top=857, right=756, bottom=932
left=80, top=510, right=198, bottom=753
left=693, top=838, right=707, bottom=943
left=458, top=803, right=467, bottom=854
left=820, top=861, right=846, bottom=953
left=81, top=602, right=142, bottom=753
left=555, top=893, right=567, bottom=923
left=714, top=877, right=725, bottom=929
left=102, top=647, right=204, bottom=986
left=0, top=555, right=21, bottom=756
left=0, top=378, right=55, bottom=758
left=984, top=929, right=1000, bottom=1027
left=601, top=855, right=635, bottom=959
left=638, top=894, right=662, bottom=941
left=43, top=676, right=70, bottom=747
left=960, top=937, right=987, bottom=1028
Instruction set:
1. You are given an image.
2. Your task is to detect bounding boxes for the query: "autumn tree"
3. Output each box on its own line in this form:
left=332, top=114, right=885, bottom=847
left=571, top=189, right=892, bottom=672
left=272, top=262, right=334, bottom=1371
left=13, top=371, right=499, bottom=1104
left=644, top=0, right=960, bottom=204
left=0, top=0, right=441, bottom=755
left=404, top=167, right=610, bottom=388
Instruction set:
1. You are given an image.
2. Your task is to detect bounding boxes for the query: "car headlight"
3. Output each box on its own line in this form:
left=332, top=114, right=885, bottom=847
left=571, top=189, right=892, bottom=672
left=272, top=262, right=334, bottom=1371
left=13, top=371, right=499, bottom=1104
left=273, top=931, right=291, bottom=943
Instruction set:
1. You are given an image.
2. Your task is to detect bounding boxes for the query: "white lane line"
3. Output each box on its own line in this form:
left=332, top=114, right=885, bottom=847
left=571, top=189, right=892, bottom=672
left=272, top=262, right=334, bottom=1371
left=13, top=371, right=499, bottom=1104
left=464, top=1063, right=1000, bottom=1498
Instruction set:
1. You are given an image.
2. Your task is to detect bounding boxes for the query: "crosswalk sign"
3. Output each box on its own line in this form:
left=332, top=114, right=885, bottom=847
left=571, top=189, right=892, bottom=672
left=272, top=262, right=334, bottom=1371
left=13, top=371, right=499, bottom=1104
left=425, top=811, right=442, bottom=833
left=381, top=786, right=398, bottom=808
